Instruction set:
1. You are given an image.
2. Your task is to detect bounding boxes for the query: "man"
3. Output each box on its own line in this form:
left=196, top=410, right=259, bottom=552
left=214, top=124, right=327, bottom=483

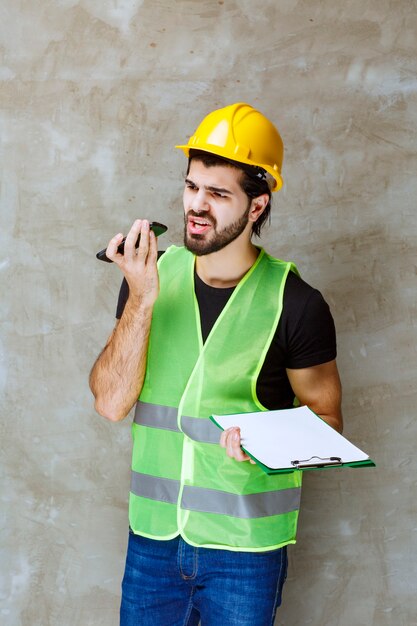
left=89, top=103, right=343, bottom=626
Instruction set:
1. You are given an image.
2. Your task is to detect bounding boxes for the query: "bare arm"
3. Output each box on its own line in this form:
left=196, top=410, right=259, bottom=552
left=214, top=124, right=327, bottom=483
left=89, top=219, right=159, bottom=422
left=286, top=359, right=343, bottom=433
left=221, top=359, right=343, bottom=462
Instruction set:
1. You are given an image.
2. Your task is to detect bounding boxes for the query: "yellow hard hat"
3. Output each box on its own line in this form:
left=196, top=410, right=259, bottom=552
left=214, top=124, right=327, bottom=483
left=176, top=102, right=284, bottom=191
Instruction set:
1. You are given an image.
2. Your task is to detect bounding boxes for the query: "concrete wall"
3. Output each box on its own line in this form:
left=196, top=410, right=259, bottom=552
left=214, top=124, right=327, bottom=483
left=1, top=1, right=416, bottom=624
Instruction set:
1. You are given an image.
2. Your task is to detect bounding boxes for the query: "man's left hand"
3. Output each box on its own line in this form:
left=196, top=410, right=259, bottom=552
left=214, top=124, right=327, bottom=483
left=219, top=427, right=256, bottom=464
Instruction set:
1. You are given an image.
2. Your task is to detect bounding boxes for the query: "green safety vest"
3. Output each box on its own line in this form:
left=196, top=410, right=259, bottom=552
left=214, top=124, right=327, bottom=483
left=129, top=245, right=302, bottom=552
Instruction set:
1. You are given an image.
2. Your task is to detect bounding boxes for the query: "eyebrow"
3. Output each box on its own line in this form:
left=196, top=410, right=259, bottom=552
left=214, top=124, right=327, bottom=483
left=184, top=177, right=234, bottom=196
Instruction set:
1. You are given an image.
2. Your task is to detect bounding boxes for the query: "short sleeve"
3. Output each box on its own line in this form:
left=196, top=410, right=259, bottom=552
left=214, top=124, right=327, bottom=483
left=278, top=272, right=337, bottom=369
left=116, top=278, right=129, bottom=319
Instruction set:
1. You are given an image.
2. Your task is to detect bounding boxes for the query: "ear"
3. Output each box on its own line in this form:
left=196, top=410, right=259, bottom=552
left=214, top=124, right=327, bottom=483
left=248, top=194, right=269, bottom=223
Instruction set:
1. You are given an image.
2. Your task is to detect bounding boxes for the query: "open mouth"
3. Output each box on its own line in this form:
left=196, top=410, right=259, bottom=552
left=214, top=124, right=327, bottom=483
left=188, top=216, right=213, bottom=235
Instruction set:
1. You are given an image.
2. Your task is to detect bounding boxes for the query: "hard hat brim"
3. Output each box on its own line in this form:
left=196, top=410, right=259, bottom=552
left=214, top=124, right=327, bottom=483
left=175, top=144, right=283, bottom=192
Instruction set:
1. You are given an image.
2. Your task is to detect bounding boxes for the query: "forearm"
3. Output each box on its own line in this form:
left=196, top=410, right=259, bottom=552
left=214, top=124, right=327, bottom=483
left=89, top=296, right=153, bottom=421
left=287, top=360, right=344, bottom=434
left=90, top=219, right=159, bottom=421
left=309, top=402, right=343, bottom=433
left=306, top=373, right=343, bottom=434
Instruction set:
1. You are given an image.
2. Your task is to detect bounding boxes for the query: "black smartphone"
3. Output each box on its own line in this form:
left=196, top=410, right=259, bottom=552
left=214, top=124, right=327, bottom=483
left=96, top=221, right=168, bottom=262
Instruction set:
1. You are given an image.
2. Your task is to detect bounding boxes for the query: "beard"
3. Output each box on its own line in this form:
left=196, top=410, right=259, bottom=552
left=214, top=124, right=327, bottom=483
left=184, top=207, right=250, bottom=256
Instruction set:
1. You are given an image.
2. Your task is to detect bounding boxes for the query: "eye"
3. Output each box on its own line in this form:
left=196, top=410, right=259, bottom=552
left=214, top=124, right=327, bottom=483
left=185, top=182, right=198, bottom=191
left=212, top=191, right=227, bottom=199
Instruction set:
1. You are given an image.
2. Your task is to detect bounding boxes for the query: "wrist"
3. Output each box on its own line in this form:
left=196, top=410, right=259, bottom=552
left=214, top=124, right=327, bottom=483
left=125, top=292, right=155, bottom=316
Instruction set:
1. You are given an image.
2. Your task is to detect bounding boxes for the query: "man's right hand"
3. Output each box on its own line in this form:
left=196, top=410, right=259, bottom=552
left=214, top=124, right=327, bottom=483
left=105, top=219, right=159, bottom=309
left=89, top=219, right=159, bottom=421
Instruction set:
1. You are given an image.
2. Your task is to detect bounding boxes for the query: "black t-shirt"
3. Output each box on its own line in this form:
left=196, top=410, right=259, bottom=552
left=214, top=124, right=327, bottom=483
left=116, top=255, right=336, bottom=410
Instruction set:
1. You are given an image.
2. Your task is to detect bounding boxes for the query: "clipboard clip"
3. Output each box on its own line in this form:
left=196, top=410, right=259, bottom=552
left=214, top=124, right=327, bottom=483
left=291, top=456, right=342, bottom=469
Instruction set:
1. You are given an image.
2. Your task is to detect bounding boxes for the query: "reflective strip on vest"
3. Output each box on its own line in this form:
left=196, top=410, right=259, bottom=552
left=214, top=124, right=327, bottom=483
left=130, top=471, right=301, bottom=519
left=182, top=485, right=301, bottom=519
left=181, top=416, right=220, bottom=444
left=134, top=401, right=221, bottom=444
left=134, top=401, right=180, bottom=432
left=131, top=471, right=180, bottom=504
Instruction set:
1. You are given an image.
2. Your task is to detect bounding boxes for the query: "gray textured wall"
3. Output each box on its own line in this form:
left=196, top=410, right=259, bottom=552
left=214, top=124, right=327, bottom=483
left=1, top=1, right=416, bottom=624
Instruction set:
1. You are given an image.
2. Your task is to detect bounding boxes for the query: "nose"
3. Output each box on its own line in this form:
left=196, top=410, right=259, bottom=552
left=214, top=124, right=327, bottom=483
left=190, top=188, right=209, bottom=213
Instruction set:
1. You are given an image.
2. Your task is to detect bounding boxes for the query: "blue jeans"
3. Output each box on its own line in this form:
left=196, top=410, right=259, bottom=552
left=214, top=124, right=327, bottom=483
left=120, top=531, right=287, bottom=626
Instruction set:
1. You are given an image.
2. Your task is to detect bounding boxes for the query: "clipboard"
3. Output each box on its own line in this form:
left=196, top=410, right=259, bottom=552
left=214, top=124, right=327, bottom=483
left=210, top=406, right=375, bottom=475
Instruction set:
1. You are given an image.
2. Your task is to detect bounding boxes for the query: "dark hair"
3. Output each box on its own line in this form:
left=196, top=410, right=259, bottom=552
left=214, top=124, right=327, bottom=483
left=187, top=150, right=272, bottom=237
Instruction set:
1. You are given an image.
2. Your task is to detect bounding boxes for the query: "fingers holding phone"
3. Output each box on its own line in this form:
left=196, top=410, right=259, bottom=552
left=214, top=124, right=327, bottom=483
left=105, top=220, right=161, bottom=307
left=96, top=221, right=167, bottom=263
left=105, top=231, right=125, bottom=263
left=118, top=219, right=147, bottom=263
